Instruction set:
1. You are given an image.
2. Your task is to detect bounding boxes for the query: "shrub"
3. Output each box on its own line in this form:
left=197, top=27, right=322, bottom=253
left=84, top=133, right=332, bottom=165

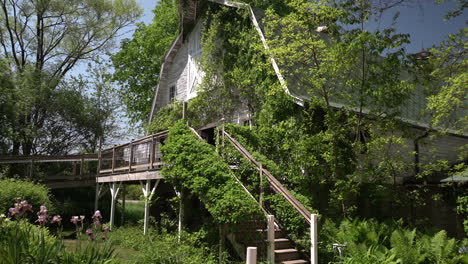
left=0, top=178, right=53, bottom=216
left=109, top=226, right=217, bottom=264
left=161, top=121, right=263, bottom=224
left=322, top=218, right=468, bottom=264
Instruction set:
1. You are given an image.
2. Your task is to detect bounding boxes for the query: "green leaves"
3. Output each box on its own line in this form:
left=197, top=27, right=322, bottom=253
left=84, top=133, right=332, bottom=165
left=111, top=0, right=179, bottom=124
left=322, top=219, right=467, bottom=264
left=424, top=28, right=468, bottom=134
left=161, top=121, right=263, bottom=224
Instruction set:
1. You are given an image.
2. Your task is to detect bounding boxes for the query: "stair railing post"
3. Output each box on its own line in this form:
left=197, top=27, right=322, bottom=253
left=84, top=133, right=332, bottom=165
left=267, top=215, right=275, bottom=263
left=221, top=117, right=225, bottom=148
left=246, top=247, right=257, bottom=264
left=311, top=214, right=318, bottom=264
left=259, top=164, right=263, bottom=208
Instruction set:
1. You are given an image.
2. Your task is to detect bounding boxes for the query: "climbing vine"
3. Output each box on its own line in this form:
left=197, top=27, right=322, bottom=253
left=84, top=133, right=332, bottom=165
left=160, top=121, right=263, bottom=224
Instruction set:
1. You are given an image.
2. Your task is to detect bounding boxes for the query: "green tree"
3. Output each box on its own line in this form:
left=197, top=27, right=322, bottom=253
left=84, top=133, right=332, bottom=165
left=0, top=0, right=141, bottom=155
left=111, top=0, right=179, bottom=125
left=262, top=0, right=413, bottom=216
left=424, top=28, right=467, bottom=135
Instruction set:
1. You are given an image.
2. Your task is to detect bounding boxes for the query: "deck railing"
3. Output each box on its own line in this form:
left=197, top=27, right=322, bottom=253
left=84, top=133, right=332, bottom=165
left=98, top=131, right=168, bottom=175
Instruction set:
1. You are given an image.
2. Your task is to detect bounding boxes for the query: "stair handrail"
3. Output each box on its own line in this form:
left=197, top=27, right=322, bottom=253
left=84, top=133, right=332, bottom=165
left=222, top=130, right=312, bottom=225
left=188, top=127, right=270, bottom=219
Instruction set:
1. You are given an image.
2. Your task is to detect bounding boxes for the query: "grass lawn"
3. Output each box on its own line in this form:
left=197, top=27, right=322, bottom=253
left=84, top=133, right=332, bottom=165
left=121, top=200, right=145, bottom=225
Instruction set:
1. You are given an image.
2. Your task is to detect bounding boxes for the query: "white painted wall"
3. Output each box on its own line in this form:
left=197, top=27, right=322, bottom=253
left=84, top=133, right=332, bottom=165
left=156, top=20, right=203, bottom=109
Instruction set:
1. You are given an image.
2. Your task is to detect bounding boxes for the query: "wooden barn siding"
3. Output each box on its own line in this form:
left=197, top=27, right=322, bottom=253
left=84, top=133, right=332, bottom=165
left=419, top=133, right=467, bottom=165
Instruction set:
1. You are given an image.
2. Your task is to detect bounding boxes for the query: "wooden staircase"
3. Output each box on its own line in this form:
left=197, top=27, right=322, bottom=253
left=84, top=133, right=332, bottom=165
left=270, top=229, right=308, bottom=263
left=229, top=220, right=309, bottom=263
left=215, top=130, right=313, bottom=263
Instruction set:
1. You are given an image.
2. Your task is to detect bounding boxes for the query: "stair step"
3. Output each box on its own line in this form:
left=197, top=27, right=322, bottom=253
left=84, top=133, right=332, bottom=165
left=280, top=260, right=308, bottom=264
left=257, top=229, right=284, bottom=239
left=275, top=248, right=300, bottom=262
left=275, top=238, right=291, bottom=249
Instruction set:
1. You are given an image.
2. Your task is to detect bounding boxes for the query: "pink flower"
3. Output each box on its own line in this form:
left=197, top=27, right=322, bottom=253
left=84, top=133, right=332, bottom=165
left=89, top=233, right=96, bottom=240
left=101, top=233, right=107, bottom=240
left=51, top=215, right=62, bottom=224
left=79, top=215, right=85, bottom=220
left=8, top=207, right=18, bottom=217
left=85, top=228, right=93, bottom=235
left=92, top=210, right=102, bottom=219
left=35, top=214, right=48, bottom=225
left=36, top=205, right=49, bottom=225
left=102, top=225, right=110, bottom=233
left=71, top=216, right=80, bottom=224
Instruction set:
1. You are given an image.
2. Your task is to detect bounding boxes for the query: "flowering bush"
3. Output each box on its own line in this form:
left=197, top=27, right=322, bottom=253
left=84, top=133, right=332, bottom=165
left=1, top=200, right=117, bottom=263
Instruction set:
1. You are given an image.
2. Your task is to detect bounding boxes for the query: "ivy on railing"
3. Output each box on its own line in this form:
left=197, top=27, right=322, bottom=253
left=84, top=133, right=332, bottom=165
left=160, top=121, right=263, bottom=224
left=219, top=124, right=318, bottom=255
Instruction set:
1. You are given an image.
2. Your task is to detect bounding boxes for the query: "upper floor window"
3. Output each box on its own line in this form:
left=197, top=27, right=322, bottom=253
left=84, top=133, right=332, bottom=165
left=169, top=85, right=176, bottom=102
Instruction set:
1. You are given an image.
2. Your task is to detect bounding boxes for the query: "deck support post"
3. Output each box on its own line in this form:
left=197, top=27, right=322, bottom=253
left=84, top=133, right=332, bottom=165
left=267, top=215, right=275, bottom=263
left=94, top=183, right=108, bottom=212
left=109, top=182, right=121, bottom=231
left=311, top=214, right=318, bottom=264
left=141, top=179, right=160, bottom=235
left=121, top=185, right=126, bottom=225
left=80, top=157, right=84, bottom=178
left=219, top=224, right=226, bottom=264
left=94, top=183, right=100, bottom=212
left=176, top=189, right=184, bottom=242
left=29, top=158, right=34, bottom=179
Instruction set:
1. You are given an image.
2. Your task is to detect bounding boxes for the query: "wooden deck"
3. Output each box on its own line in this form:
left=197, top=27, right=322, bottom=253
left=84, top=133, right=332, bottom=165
left=96, top=131, right=168, bottom=183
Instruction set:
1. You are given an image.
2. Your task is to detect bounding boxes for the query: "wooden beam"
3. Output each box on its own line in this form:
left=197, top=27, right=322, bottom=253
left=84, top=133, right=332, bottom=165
left=0, top=154, right=98, bottom=164
left=97, top=171, right=163, bottom=183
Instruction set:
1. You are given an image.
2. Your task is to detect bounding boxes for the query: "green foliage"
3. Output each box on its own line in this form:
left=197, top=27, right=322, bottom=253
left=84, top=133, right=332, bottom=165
left=188, top=5, right=277, bottom=127
left=321, top=218, right=468, bottom=264
left=108, top=226, right=217, bottom=264
left=146, top=101, right=182, bottom=133
left=0, top=220, right=117, bottom=264
left=0, top=179, right=53, bottom=216
left=457, top=194, right=468, bottom=234
left=112, top=0, right=179, bottom=124
left=119, top=184, right=142, bottom=200
left=424, top=28, right=467, bottom=134
left=161, top=121, right=263, bottom=224
left=0, top=0, right=141, bottom=156
left=219, top=124, right=317, bottom=255
left=0, top=220, right=63, bottom=264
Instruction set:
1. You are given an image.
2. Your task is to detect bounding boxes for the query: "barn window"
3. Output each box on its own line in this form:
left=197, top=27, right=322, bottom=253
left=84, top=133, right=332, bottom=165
left=169, top=85, right=176, bottom=102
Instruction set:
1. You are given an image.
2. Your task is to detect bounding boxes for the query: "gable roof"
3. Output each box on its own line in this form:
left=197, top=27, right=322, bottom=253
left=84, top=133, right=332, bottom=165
left=149, top=0, right=467, bottom=138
